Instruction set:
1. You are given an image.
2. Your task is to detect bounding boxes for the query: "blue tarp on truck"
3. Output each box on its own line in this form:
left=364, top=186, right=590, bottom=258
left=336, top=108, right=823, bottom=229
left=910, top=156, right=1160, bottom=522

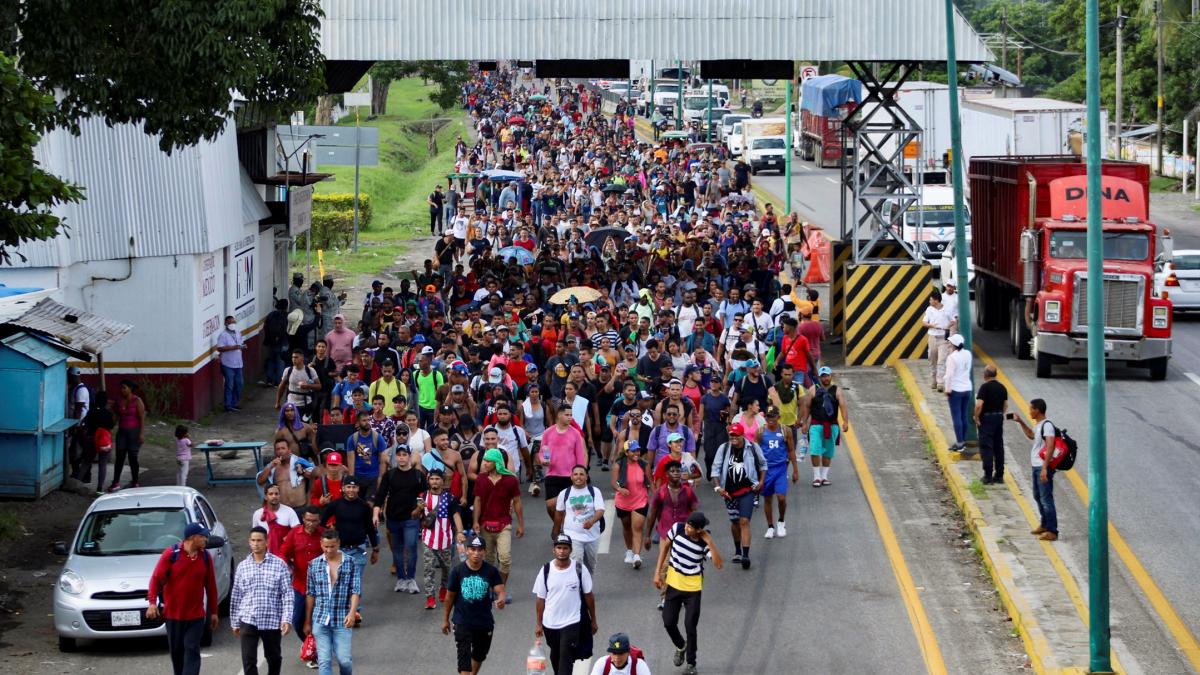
left=800, top=75, right=863, bottom=116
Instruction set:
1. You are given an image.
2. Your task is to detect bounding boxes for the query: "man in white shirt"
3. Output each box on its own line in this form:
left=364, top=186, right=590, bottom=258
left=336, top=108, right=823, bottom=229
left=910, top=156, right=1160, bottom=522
left=922, top=291, right=952, bottom=391
left=942, top=334, right=974, bottom=452
left=942, top=280, right=960, bottom=333
left=589, top=633, right=650, bottom=675
left=674, top=291, right=702, bottom=340
left=1012, top=398, right=1058, bottom=541
left=533, top=534, right=597, bottom=675
left=552, top=466, right=606, bottom=575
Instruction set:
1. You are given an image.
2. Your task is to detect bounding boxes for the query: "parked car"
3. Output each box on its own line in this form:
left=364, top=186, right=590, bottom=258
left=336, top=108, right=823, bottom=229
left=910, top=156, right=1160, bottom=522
left=719, top=113, right=749, bottom=142
left=54, top=486, right=234, bottom=652
left=1155, top=249, right=1200, bottom=311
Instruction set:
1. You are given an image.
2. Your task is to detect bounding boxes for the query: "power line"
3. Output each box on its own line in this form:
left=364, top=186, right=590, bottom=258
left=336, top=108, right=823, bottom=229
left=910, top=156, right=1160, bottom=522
left=1002, top=20, right=1082, bottom=55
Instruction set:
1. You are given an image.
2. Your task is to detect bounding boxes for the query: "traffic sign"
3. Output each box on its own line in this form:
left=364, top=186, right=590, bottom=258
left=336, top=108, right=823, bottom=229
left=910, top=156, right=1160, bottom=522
left=800, top=65, right=819, bottom=82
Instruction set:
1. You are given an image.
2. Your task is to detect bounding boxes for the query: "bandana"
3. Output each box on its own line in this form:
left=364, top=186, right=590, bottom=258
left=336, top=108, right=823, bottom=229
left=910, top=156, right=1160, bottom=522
left=483, top=448, right=516, bottom=477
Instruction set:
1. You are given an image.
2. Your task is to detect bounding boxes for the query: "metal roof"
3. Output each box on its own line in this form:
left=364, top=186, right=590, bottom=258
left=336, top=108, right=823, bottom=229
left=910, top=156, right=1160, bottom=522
left=1, top=298, right=132, bottom=356
left=240, top=167, right=271, bottom=227
left=964, top=97, right=1088, bottom=113
left=319, top=0, right=994, bottom=63
left=1, top=333, right=70, bottom=367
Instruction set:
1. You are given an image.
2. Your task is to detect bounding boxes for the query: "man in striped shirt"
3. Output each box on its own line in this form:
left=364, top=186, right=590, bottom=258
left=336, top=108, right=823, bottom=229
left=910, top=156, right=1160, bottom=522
left=653, top=511, right=723, bottom=675
left=418, top=469, right=466, bottom=610
left=230, top=526, right=294, bottom=675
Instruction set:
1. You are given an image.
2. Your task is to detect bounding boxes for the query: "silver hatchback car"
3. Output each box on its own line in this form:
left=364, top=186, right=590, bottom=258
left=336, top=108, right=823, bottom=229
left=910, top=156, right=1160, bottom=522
left=53, top=486, right=234, bottom=651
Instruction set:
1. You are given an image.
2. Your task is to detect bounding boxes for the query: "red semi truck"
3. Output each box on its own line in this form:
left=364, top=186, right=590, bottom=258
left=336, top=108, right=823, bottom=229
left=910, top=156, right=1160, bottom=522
left=798, top=75, right=860, bottom=168
left=969, top=156, right=1173, bottom=379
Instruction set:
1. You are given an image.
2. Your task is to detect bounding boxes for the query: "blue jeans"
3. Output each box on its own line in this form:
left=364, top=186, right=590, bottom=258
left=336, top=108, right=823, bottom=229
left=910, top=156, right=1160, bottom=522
left=222, top=365, right=244, bottom=410
left=342, top=545, right=368, bottom=610
left=312, top=622, right=353, bottom=675
left=292, top=589, right=306, bottom=645
left=1031, top=466, right=1058, bottom=534
left=264, top=345, right=285, bottom=386
left=948, top=390, right=972, bottom=444
left=387, top=518, right=420, bottom=580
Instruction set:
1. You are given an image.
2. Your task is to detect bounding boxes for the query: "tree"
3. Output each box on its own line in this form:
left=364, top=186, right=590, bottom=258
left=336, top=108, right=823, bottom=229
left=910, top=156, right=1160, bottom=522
left=417, top=61, right=472, bottom=111
left=0, top=0, right=327, bottom=262
left=369, top=62, right=421, bottom=115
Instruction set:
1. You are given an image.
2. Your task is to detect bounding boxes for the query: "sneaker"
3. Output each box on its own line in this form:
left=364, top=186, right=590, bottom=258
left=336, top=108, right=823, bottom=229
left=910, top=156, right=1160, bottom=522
left=107, top=483, right=121, bottom=493
left=683, top=664, right=698, bottom=675
left=821, top=478, right=831, bottom=486
left=528, top=483, right=540, bottom=496
left=600, top=459, right=610, bottom=472
left=408, top=579, right=421, bottom=594
left=438, top=587, right=447, bottom=602
left=776, top=522, right=787, bottom=537
left=424, top=596, right=437, bottom=610
left=741, top=554, right=751, bottom=570
left=673, top=646, right=686, bottom=666
left=731, top=553, right=743, bottom=565
left=764, top=526, right=775, bottom=539
left=624, top=549, right=635, bottom=565
left=812, top=479, right=822, bottom=488
left=657, top=598, right=665, bottom=611
left=394, top=580, right=405, bottom=592
left=633, top=554, right=642, bottom=570
left=305, top=660, right=319, bottom=669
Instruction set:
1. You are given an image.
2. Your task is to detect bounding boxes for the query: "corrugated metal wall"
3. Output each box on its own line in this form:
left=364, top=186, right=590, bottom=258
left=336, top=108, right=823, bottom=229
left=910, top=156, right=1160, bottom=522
left=320, top=0, right=993, bottom=63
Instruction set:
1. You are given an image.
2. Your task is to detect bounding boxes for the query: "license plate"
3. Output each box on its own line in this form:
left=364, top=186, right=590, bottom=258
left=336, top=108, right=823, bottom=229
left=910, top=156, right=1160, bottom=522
left=767, top=160, right=778, bottom=165
left=1104, top=340, right=1114, bottom=351
left=111, top=610, right=141, bottom=627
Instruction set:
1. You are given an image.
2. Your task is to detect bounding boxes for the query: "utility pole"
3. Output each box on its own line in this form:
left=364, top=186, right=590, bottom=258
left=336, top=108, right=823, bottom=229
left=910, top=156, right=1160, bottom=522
left=785, top=80, right=793, bottom=215
left=1156, top=0, right=1165, bottom=175
left=707, top=79, right=714, bottom=142
left=676, top=61, right=683, bottom=127
left=1116, top=5, right=1126, bottom=159
left=943, top=0, right=974, bottom=354
left=1002, top=6, right=1009, bottom=71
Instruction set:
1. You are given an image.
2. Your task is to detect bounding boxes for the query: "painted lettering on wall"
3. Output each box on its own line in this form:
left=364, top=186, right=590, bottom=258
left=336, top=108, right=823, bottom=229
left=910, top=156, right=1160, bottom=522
left=199, top=254, right=220, bottom=339
left=231, top=237, right=257, bottom=323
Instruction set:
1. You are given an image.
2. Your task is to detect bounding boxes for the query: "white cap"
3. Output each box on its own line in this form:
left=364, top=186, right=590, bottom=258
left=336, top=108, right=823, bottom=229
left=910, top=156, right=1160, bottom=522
left=420, top=346, right=435, bottom=355
left=488, top=367, right=505, bottom=383
left=947, top=334, right=964, bottom=347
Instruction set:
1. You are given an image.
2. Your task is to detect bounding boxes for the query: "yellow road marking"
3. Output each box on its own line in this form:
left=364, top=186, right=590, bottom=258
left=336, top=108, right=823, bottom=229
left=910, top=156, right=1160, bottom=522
left=842, top=423, right=948, bottom=675
left=974, top=346, right=1200, bottom=672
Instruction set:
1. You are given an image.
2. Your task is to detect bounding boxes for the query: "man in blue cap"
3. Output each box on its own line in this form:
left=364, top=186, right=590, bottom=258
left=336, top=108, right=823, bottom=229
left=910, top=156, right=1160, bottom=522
left=590, top=632, right=649, bottom=675
left=147, top=522, right=219, bottom=675
left=805, top=366, right=850, bottom=488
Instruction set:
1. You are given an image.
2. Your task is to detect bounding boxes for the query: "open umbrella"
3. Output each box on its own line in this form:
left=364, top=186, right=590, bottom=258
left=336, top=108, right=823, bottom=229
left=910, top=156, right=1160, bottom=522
left=549, top=286, right=603, bottom=305
left=497, top=246, right=535, bottom=265
left=508, top=115, right=527, bottom=125
left=585, top=226, right=631, bottom=250
left=528, top=94, right=548, bottom=102
left=481, top=169, right=524, bottom=182
left=601, top=183, right=628, bottom=194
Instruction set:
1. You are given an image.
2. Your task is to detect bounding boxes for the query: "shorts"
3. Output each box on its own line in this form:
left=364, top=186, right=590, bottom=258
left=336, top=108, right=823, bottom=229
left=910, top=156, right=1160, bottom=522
left=600, top=425, right=614, bottom=443
left=454, top=624, right=494, bottom=671
left=615, top=505, right=648, bottom=518
left=809, top=425, right=840, bottom=459
left=358, top=477, right=379, bottom=504
left=723, top=491, right=757, bottom=522
left=544, top=476, right=572, bottom=501
left=761, top=466, right=790, bottom=497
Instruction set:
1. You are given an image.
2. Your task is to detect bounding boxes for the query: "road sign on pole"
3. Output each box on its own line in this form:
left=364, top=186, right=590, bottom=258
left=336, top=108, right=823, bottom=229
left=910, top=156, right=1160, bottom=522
left=800, top=65, right=819, bottom=82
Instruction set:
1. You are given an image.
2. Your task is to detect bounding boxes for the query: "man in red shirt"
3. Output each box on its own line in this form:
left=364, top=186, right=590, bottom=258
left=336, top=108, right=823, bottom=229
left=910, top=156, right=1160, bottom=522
left=471, top=448, right=524, bottom=584
left=778, top=317, right=814, bottom=385
left=146, top=522, right=219, bottom=675
left=279, top=506, right=324, bottom=657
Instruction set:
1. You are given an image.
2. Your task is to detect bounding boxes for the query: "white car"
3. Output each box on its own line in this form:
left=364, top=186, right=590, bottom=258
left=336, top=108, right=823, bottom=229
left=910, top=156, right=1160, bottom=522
left=1155, top=249, right=1200, bottom=310
left=53, top=487, right=234, bottom=652
left=939, top=239, right=975, bottom=295
left=727, top=121, right=745, bottom=155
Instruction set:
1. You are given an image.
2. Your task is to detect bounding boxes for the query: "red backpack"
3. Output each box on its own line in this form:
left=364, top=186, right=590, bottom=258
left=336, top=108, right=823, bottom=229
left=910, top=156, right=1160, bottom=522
left=602, top=646, right=645, bottom=674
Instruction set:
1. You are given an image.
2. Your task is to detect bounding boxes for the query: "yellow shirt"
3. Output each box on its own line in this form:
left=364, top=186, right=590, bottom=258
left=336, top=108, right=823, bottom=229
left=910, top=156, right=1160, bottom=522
left=666, top=566, right=703, bottom=592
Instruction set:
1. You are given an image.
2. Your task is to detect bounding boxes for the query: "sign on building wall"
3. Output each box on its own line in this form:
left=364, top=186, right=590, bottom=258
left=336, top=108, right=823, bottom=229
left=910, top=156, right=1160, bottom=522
left=228, top=234, right=257, bottom=324
left=289, top=185, right=313, bottom=236
left=198, top=253, right=221, bottom=342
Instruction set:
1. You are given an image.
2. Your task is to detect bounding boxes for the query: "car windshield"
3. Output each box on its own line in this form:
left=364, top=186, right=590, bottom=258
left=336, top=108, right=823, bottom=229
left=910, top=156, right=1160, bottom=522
left=1173, top=254, right=1200, bottom=270
left=1049, top=232, right=1150, bottom=261
left=684, top=97, right=720, bottom=110
left=723, top=115, right=748, bottom=127
left=752, top=138, right=786, bottom=150
left=75, top=508, right=188, bottom=556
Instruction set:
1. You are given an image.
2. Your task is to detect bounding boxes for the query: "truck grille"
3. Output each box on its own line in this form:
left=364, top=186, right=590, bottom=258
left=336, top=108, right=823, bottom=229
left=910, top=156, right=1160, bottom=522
left=1073, top=274, right=1143, bottom=335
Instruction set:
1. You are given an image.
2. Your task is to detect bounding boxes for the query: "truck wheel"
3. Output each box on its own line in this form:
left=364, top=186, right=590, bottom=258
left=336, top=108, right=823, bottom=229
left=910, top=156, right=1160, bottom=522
left=1035, top=348, right=1053, bottom=378
left=1147, top=357, right=1169, bottom=381
left=975, top=277, right=989, bottom=329
left=58, top=636, right=78, bottom=653
left=1012, top=299, right=1033, bottom=360
left=751, top=167, right=758, bottom=175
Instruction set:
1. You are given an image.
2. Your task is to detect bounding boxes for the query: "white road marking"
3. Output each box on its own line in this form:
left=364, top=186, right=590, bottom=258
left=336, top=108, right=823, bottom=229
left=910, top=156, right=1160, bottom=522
left=800, top=164, right=813, bottom=171
left=825, top=177, right=839, bottom=184
left=598, top=494, right=614, bottom=555
left=1185, top=372, right=1200, bottom=388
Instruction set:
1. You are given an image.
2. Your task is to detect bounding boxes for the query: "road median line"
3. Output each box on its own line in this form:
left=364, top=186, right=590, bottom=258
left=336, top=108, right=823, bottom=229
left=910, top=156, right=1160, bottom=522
left=894, top=359, right=1105, bottom=675
left=975, top=345, right=1200, bottom=672
left=842, top=425, right=948, bottom=675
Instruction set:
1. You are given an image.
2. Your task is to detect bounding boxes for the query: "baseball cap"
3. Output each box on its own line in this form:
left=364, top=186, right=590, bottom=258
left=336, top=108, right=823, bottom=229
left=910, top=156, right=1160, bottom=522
left=451, top=384, right=465, bottom=393
left=818, top=366, right=833, bottom=376
left=420, top=346, right=435, bottom=355
left=425, top=284, right=438, bottom=292
left=342, top=476, right=360, bottom=487
left=638, top=391, right=654, bottom=400
left=623, top=439, right=640, bottom=452
left=746, top=359, right=760, bottom=369
left=728, top=422, right=746, bottom=436
left=393, top=444, right=411, bottom=455
left=686, top=511, right=709, bottom=529
left=67, top=367, right=81, bottom=376
left=325, top=452, right=343, bottom=465
left=667, top=432, right=684, bottom=443
left=372, top=279, right=383, bottom=287
left=765, top=406, right=780, bottom=418
left=947, top=334, right=964, bottom=347
left=439, top=405, right=456, bottom=415
left=183, top=523, right=210, bottom=539
left=466, top=535, right=486, bottom=549
left=553, top=533, right=573, bottom=547
left=607, top=633, right=632, bottom=655
left=412, top=334, right=427, bottom=344
left=488, top=367, right=504, bottom=383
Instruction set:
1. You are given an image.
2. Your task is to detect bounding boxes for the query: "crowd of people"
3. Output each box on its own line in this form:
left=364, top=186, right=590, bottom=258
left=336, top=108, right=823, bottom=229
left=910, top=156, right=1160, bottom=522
left=154, top=64, right=853, bottom=675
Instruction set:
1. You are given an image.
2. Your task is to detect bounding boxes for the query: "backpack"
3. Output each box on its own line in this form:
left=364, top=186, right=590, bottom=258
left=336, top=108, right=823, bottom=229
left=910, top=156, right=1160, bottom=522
left=602, top=647, right=646, bottom=674
left=159, top=542, right=213, bottom=606
left=1038, top=422, right=1078, bottom=471
left=556, top=485, right=606, bottom=533
left=811, top=384, right=837, bottom=420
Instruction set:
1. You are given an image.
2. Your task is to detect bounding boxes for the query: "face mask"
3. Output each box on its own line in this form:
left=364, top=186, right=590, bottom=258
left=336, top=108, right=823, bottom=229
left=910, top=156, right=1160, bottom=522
left=226, top=322, right=236, bottom=332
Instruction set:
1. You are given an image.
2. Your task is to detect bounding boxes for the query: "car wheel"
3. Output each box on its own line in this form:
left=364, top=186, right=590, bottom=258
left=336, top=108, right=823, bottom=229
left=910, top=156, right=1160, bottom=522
left=219, top=556, right=234, bottom=616
left=58, top=636, right=78, bottom=653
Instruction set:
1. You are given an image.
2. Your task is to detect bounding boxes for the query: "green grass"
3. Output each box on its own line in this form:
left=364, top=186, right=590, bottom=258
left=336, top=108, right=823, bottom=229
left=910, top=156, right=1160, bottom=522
left=1150, top=175, right=1182, bottom=192
left=967, top=478, right=989, bottom=499
left=303, top=78, right=467, bottom=278
left=1190, top=203, right=1200, bottom=213
left=0, top=510, right=21, bottom=542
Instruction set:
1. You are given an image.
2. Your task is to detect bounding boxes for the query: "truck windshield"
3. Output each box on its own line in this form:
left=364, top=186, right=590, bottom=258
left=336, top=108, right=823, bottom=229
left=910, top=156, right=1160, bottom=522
left=1049, top=232, right=1150, bottom=261
left=684, top=97, right=719, bottom=110
left=905, top=210, right=957, bottom=228
left=752, top=138, right=786, bottom=150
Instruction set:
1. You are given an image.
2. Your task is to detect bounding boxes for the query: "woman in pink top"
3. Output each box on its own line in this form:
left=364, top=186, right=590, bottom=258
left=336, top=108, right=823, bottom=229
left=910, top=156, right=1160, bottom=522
left=538, top=407, right=587, bottom=520
left=610, top=439, right=650, bottom=569
left=109, top=379, right=145, bottom=491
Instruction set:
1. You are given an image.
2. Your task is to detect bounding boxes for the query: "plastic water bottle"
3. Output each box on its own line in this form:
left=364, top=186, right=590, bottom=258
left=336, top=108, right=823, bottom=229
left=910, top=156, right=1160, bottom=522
left=526, top=638, right=548, bottom=673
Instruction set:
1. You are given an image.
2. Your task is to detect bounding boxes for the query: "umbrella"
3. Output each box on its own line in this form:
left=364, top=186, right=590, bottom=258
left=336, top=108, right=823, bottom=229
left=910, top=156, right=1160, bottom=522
left=529, top=94, right=548, bottom=102
left=601, top=183, right=628, bottom=194
left=549, top=286, right=603, bottom=305
left=508, top=115, right=527, bottom=125
left=481, top=169, right=524, bottom=182
left=497, top=246, right=535, bottom=265
left=585, top=226, right=631, bottom=250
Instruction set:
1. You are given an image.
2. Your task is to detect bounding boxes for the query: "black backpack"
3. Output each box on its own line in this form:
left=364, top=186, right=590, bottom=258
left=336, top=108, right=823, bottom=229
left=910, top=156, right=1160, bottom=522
left=1054, top=427, right=1078, bottom=471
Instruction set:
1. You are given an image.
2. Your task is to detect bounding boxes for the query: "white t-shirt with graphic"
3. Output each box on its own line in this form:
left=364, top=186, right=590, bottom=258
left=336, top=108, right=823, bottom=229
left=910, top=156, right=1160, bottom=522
left=555, top=485, right=606, bottom=543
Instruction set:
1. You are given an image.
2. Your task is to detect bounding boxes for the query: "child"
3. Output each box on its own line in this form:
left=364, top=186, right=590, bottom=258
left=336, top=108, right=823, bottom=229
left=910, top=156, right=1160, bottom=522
left=174, top=425, right=192, bottom=486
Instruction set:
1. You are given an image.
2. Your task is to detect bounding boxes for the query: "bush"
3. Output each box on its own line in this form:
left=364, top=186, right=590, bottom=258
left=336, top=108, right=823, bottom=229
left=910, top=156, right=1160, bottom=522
left=313, top=193, right=372, bottom=228
left=297, top=210, right=355, bottom=250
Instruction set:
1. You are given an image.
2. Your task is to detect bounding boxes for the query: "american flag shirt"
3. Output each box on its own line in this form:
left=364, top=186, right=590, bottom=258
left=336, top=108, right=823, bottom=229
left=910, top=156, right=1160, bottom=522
left=420, top=490, right=454, bottom=550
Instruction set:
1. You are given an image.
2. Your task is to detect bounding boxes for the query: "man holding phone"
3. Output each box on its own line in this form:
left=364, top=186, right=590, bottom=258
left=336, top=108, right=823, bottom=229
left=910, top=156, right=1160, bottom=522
left=973, top=366, right=1008, bottom=484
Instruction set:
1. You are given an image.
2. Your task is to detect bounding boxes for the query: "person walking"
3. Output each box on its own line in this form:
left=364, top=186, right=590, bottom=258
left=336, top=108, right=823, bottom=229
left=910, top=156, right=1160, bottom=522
left=757, top=406, right=799, bottom=539
left=417, top=468, right=466, bottom=610
left=611, top=439, right=650, bottom=570
left=146, top=523, right=219, bottom=675
left=230, top=527, right=293, bottom=675
left=541, top=407, right=589, bottom=520
left=974, top=365, right=1008, bottom=484
left=534, top=534, right=598, bottom=675
left=319, top=478, right=378, bottom=623
left=644, top=460, right=699, bottom=610
left=279, top=506, right=324, bottom=664
left=654, top=511, right=722, bottom=675
left=472, top=448, right=524, bottom=585
left=373, top=445, right=428, bottom=594
left=709, top=424, right=766, bottom=569
left=922, top=291, right=950, bottom=391
left=443, top=535, right=507, bottom=675
left=304, top=529, right=360, bottom=675
left=943, top=334, right=973, bottom=452
left=1012, top=398, right=1059, bottom=541
left=109, top=379, right=145, bottom=491
left=552, top=465, right=607, bottom=575
left=217, top=315, right=247, bottom=412
left=252, top=483, right=301, bottom=557
left=589, top=633, right=650, bottom=675
left=805, top=366, right=849, bottom=487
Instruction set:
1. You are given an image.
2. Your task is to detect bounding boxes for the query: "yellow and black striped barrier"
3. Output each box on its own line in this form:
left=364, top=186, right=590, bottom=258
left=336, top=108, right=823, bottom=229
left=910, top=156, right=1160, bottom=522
left=844, top=262, right=933, bottom=366
left=830, top=241, right=911, bottom=336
